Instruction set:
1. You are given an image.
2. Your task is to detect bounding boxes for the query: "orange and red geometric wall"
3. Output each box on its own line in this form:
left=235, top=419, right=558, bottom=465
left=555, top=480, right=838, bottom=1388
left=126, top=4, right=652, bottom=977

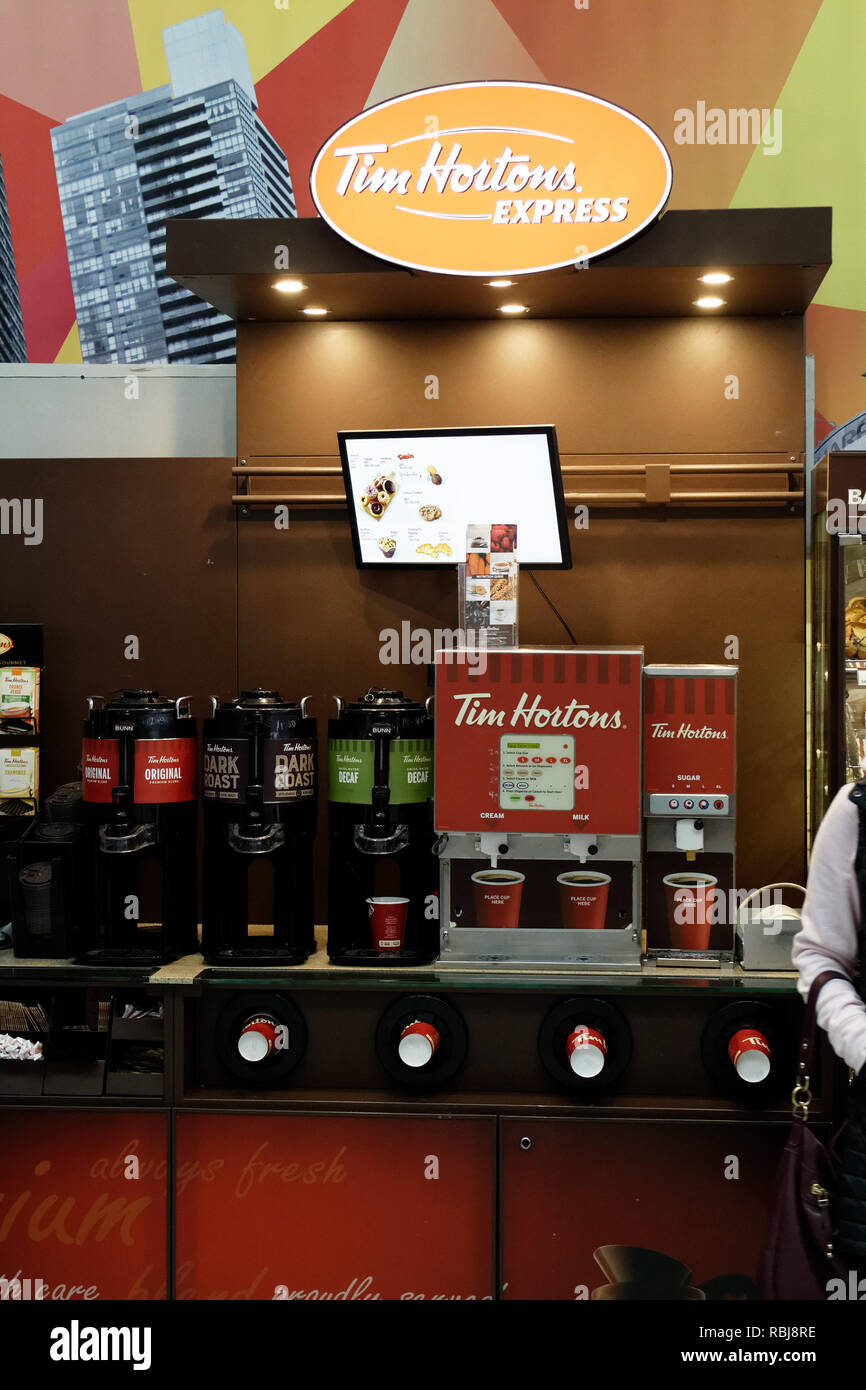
left=0, top=0, right=862, bottom=438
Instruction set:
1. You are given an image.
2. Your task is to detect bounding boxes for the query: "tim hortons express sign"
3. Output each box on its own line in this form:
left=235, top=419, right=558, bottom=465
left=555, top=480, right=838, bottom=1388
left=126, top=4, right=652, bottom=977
left=310, top=81, right=672, bottom=277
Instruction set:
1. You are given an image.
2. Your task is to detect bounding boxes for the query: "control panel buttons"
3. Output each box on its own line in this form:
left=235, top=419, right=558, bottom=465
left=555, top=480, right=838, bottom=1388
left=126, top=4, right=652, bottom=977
left=648, top=793, right=729, bottom=816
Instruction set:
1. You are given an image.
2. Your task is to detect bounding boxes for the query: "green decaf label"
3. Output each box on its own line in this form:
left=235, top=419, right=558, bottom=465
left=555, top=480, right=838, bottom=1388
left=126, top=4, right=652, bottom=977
left=328, top=738, right=432, bottom=804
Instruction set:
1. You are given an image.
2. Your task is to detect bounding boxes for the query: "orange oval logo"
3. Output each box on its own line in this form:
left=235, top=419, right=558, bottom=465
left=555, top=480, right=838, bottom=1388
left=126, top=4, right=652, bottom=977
left=0, top=634, right=12, bottom=656
left=310, top=81, right=672, bottom=277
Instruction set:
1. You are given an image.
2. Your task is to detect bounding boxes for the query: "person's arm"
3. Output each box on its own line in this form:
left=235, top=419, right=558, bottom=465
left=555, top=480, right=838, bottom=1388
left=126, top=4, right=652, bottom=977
left=792, top=784, right=866, bottom=1073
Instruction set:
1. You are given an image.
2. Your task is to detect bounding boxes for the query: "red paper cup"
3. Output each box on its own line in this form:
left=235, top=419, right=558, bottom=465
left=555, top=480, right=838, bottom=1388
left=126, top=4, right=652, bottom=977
left=238, top=1015, right=278, bottom=1062
left=470, top=870, right=525, bottom=928
left=557, top=871, right=611, bottom=930
left=728, top=1028, right=771, bottom=1083
left=566, top=1025, right=607, bottom=1078
left=366, top=896, right=409, bottom=952
left=398, top=1020, right=441, bottom=1068
left=663, top=873, right=718, bottom=950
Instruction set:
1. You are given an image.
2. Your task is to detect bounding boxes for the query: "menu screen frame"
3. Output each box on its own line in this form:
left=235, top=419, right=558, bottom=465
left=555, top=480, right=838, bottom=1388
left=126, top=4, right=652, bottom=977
left=337, top=424, right=573, bottom=570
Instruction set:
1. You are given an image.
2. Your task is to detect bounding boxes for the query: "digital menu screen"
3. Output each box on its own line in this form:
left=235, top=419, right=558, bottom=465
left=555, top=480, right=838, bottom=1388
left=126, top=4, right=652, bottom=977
left=338, top=426, right=571, bottom=568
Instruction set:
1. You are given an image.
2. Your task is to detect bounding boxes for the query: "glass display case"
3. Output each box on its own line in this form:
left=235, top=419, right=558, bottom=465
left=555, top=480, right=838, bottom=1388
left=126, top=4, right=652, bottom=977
left=810, top=451, right=866, bottom=841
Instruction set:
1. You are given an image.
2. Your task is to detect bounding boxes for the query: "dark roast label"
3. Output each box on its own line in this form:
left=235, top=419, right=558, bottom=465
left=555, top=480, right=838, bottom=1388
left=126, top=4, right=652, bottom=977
left=263, top=737, right=316, bottom=803
left=82, top=737, right=119, bottom=803
left=133, top=737, right=197, bottom=804
left=203, top=738, right=249, bottom=803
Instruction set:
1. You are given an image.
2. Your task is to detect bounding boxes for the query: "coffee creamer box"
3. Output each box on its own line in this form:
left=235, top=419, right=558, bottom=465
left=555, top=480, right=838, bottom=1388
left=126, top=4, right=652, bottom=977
left=0, top=666, right=40, bottom=734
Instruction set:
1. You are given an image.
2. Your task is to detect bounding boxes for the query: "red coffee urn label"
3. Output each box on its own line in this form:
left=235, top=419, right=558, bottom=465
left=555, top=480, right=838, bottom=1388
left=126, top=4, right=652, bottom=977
left=81, top=737, right=119, bottom=803
left=133, top=737, right=197, bottom=803
left=643, top=671, right=736, bottom=795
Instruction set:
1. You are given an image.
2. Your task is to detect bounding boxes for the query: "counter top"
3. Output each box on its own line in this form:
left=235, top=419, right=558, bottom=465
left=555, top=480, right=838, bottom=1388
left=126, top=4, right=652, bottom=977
left=0, top=926, right=800, bottom=996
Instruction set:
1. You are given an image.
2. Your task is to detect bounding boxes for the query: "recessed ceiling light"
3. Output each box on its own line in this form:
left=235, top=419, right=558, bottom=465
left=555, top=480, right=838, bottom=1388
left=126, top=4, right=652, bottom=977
left=273, top=278, right=307, bottom=293
left=693, top=296, right=725, bottom=310
left=302, top=306, right=328, bottom=316
left=699, top=272, right=732, bottom=285
left=498, top=303, right=528, bottom=314
left=486, top=279, right=515, bottom=288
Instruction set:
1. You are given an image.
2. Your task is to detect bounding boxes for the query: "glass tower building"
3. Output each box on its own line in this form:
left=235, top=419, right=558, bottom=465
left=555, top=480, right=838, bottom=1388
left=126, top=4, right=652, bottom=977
left=51, top=9, right=295, bottom=364
left=0, top=152, right=27, bottom=363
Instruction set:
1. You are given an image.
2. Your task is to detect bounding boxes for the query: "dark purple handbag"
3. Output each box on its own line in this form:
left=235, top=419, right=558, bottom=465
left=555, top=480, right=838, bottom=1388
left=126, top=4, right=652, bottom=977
left=757, top=970, right=851, bottom=1300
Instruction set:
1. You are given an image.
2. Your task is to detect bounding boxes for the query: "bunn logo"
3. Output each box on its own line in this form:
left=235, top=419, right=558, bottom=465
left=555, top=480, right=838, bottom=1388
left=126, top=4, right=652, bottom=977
left=310, top=81, right=672, bottom=276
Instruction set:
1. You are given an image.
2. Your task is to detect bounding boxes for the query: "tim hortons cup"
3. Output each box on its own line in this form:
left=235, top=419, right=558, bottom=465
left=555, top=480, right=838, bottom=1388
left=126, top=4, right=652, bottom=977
left=398, top=1020, right=441, bottom=1068
left=566, top=1024, right=607, bottom=1078
left=728, top=1028, right=771, bottom=1083
left=366, top=896, right=409, bottom=952
left=557, top=871, right=611, bottom=930
left=663, top=872, right=718, bottom=950
left=470, top=870, right=525, bottom=929
left=238, top=1015, right=279, bottom=1062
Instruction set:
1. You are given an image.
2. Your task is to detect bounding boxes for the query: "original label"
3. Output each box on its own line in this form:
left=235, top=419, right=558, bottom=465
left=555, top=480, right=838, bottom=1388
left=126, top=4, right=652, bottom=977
left=81, top=738, right=119, bottom=804
left=133, top=737, right=196, bottom=804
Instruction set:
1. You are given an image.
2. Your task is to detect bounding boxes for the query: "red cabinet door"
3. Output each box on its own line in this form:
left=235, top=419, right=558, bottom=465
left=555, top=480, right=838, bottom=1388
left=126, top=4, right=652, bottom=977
left=175, top=1113, right=495, bottom=1300
left=501, top=1118, right=787, bottom=1300
left=0, top=1111, right=168, bottom=1301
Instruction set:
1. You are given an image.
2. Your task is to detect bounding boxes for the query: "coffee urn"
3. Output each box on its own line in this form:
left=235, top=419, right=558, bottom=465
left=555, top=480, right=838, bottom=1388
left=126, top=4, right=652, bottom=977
left=327, top=688, right=437, bottom=965
left=79, top=690, right=198, bottom=964
left=201, top=690, right=317, bottom=964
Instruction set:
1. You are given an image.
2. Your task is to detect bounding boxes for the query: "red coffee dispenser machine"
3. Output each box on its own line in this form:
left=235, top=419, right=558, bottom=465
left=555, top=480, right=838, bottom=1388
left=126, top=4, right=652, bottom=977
left=78, top=690, right=198, bottom=965
left=434, top=647, right=643, bottom=967
left=643, top=664, right=737, bottom=959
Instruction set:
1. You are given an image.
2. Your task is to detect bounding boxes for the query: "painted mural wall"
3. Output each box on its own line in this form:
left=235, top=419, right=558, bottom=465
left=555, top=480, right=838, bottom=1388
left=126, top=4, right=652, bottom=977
left=0, top=0, right=862, bottom=441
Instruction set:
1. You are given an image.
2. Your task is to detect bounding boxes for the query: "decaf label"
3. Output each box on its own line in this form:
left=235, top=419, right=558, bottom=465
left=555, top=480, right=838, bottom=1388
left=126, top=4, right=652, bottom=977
left=328, top=738, right=373, bottom=805
left=263, top=738, right=316, bottom=803
left=328, top=738, right=432, bottom=804
left=389, top=738, right=433, bottom=803
left=203, top=738, right=249, bottom=803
